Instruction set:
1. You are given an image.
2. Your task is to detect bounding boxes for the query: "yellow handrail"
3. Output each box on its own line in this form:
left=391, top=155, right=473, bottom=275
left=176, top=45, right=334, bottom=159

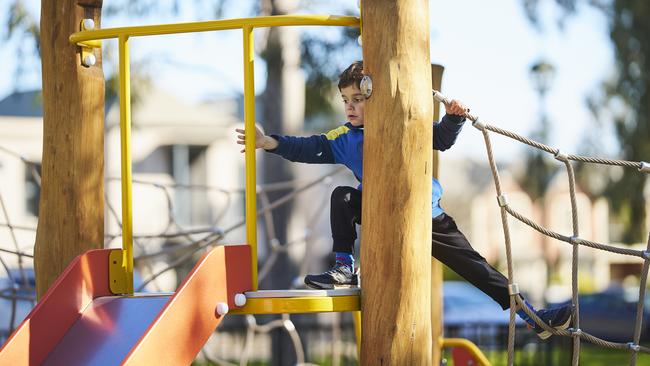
left=70, top=15, right=359, bottom=43
left=70, top=15, right=360, bottom=294
left=242, top=25, right=258, bottom=290
left=117, top=34, right=134, bottom=294
left=441, top=338, right=492, bottom=366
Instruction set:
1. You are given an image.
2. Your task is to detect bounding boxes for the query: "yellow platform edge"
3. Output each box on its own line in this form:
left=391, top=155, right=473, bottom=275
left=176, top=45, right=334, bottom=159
left=230, top=295, right=360, bottom=315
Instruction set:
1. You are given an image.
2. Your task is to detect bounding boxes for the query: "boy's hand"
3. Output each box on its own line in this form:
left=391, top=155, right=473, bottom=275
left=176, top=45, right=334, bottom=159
left=236, top=125, right=278, bottom=153
left=444, top=99, right=470, bottom=116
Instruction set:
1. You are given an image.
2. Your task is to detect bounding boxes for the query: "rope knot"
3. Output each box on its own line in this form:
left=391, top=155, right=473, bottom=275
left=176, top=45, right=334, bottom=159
left=507, top=283, right=519, bottom=295
left=554, top=150, right=568, bottom=162
left=640, top=162, right=650, bottom=174
left=471, top=116, right=485, bottom=130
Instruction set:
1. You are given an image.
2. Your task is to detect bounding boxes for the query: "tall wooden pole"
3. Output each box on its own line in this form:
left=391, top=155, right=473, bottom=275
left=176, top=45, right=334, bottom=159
left=430, top=63, right=444, bottom=365
left=35, top=0, right=105, bottom=299
left=360, top=1, right=433, bottom=364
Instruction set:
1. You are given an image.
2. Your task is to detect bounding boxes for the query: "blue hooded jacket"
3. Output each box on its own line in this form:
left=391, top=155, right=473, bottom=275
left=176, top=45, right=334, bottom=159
left=268, top=114, right=465, bottom=217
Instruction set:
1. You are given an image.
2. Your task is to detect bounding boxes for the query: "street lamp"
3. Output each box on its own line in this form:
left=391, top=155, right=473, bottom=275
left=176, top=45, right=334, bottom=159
left=529, top=59, right=556, bottom=132
left=528, top=58, right=557, bottom=297
left=529, top=59, right=556, bottom=99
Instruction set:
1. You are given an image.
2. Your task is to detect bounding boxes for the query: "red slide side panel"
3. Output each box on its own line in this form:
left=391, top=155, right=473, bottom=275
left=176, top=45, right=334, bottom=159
left=123, top=244, right=251, bottom=365
left=0, top=249, right=114, bottom=366
left=452, top=347, right=480, bottom=366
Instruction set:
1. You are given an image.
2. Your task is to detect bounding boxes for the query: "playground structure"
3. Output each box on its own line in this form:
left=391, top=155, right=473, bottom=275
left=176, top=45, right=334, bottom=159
left=0, top=1, right=649, bottom=365
left=0, top=5, right=487, bottom=365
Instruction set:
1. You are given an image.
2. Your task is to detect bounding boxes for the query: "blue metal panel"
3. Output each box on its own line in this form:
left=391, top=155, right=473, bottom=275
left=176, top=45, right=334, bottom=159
left=43, top=295, right=170, bottom=366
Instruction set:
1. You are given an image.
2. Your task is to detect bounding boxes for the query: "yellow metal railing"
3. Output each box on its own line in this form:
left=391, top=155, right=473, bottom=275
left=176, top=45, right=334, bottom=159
left=69, top=13, right=494, bottom=366
left=441, top=338, right=492, bottom=366
left=70, top=15, right=360, bottom=294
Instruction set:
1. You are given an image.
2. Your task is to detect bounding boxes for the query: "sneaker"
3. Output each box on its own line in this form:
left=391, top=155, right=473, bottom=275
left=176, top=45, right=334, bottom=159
left=304, top=262, right=358, bottom=290
left=529, top=305, right=572, bottom=340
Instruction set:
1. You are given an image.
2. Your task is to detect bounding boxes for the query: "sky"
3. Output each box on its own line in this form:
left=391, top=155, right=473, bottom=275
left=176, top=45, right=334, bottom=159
left=0, top=0, right=617, bottom=161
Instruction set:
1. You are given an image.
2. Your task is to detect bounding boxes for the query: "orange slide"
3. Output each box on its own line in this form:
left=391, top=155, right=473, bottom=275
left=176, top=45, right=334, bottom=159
left=0, top=245, right=251, bottom=366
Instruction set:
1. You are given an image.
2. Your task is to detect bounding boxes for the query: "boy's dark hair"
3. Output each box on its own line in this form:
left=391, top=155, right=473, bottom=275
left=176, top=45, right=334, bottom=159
left=338, top=61, right=364, bottom=90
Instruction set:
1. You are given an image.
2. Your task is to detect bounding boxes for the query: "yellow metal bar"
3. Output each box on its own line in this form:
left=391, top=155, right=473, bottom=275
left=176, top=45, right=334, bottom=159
left=359, top=0, right=363, bottom=43
left=70, top=15, right=359, bottom=44
left=441, top=338, right=491, bottom=366
left=73, top=14, right=359, bottom=295
left=243, top=26, right=258, bottom=291
left=230, top=295, right=360, bottom=315
left=352, top=311, right=362, bottom=361
left=78, top=39, right=102, bottom=48
left=113, top=34, right=134, bottom=295
left=68, top=14, right=361, bottom=294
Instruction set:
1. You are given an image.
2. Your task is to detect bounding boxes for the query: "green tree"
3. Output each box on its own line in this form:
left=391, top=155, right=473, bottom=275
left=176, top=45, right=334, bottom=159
left=522, top=0, right=650, bottom=244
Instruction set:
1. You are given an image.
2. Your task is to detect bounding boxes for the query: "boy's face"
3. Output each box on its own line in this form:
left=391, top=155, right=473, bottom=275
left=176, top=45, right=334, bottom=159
left=340, top=85, right=365, bottom=127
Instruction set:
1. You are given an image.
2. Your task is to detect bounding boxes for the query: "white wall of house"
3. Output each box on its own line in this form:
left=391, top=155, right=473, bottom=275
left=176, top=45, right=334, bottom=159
left=0, top=116, right=42, bottom=268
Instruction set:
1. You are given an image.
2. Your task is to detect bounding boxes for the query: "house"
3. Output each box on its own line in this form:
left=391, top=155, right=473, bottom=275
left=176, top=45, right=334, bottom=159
left=0, top=91, right=43, bottom=267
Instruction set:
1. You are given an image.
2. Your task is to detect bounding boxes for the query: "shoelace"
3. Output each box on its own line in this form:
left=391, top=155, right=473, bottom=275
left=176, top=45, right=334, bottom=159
left=325, top=263, right=349, bottom=276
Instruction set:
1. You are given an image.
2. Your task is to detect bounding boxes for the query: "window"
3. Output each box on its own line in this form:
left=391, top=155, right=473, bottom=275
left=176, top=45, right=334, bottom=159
left=25, top=164, right=41, bottom=217
left=134, top=145, right=209, bottom=226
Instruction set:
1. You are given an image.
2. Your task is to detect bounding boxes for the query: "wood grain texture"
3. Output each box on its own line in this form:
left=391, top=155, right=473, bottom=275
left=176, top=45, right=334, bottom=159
left=431, top=63, right=444, bottom=366
left=360, top=1, right=433, bottom=364
left=35, top=0, right=105, bottom=299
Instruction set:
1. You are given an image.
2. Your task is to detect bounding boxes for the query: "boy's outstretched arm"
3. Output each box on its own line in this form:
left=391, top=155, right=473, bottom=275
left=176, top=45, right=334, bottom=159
left=236, top=126, right=278, bottom=151
left=433, top=99, right=469, bottom=151
left=236, top=125, right=336, bottom=164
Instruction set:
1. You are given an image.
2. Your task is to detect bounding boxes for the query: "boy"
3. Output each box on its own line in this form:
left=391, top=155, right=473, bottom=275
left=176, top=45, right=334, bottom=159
left=236, top=61, right=571, bottom=339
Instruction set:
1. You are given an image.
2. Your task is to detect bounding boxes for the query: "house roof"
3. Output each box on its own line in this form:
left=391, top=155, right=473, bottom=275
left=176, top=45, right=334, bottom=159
left=104, top=83, right=243, bottom=129
left=0, top=91, right=43, bottom=117
left=0, top=86, right=243, bottom=127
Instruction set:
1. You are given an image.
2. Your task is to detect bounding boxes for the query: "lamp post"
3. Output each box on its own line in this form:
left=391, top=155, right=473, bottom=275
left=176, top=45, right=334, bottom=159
left=528, top=59, right=557, bottom=299
left=529, top=60, right=556, bottom=137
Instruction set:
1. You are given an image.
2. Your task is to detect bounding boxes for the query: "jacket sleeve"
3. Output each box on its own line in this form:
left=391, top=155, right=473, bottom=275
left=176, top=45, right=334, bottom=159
left=433, top=114, right=466, bottom=151
left=266, top=134, right=337, bottom=164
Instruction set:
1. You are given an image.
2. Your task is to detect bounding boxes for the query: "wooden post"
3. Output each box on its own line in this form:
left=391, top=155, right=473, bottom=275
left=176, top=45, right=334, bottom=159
left=360, top=1, right=433, bottom=364
left=431, top=63, right=444, bottom=365
left=35, top=0, right=105, bottom=299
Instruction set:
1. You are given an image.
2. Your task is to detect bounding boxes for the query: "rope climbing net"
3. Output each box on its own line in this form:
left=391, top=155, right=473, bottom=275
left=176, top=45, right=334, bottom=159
left=432, top=90, right=650, bottom=366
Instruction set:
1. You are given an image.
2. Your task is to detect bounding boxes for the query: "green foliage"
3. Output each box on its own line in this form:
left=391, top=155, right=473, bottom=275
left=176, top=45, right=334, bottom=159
left=301, top=20, right=360, bottom=126
left=522, top=0, right=650, bottom=244
left=599, top=0, right=650, bottom=243
left=6, top=0, right=39, bottom=50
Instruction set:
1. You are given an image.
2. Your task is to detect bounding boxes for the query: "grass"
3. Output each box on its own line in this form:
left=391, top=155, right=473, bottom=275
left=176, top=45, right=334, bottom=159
left=193, top=345, right=650, bottom=366
left=445, top=344, right=650, bottom=366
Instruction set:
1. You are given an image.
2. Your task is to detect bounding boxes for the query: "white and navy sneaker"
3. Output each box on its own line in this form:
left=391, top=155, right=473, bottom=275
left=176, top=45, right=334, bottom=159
left=304, top=262, right=359, bottom=290
left=528, top=305, right=572, bottom=340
